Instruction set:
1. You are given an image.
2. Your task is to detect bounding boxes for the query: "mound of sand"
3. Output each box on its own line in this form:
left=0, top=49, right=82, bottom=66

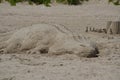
left=0, top=23, right=98, bottom=57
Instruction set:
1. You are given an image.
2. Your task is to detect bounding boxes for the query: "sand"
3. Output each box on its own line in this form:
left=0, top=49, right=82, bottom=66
left=0, top=1, right=120, bottom=80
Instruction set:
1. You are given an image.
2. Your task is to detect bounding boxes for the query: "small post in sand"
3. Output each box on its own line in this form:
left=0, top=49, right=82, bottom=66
left=86, top=27, right=88, bottom=32
left=89, top=27, right=92, bottom=31
left=106, top=19, right=120, bottom=34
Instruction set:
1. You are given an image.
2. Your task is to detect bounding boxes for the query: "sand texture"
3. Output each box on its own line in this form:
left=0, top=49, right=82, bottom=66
left=0, top=1, right=120, bottom=80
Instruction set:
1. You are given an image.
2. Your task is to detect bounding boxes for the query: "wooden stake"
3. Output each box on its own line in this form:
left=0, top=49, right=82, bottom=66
left=106, top=21, right=120, bottom=34
left=86, top=27, right=88, bottom=32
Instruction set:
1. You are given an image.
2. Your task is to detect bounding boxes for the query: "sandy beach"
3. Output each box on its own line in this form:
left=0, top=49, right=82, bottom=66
left=0, top=1, right=120, bottom=80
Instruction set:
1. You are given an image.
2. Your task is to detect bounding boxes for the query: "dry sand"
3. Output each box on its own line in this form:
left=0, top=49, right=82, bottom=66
left=0, top=1, right=120, bottom=80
